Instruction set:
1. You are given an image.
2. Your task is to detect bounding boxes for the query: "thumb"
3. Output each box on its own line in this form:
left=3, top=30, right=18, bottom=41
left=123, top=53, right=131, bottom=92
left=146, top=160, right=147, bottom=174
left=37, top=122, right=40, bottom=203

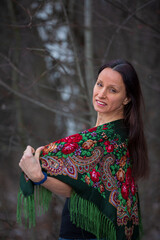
left=34, top=146, right=44, bottom=161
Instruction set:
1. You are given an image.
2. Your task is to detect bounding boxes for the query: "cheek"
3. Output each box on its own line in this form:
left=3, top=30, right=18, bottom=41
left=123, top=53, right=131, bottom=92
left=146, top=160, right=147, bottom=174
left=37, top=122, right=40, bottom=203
left=92, top=88, right=95, bottom=103
left=109, top=95, right=125, bottom=106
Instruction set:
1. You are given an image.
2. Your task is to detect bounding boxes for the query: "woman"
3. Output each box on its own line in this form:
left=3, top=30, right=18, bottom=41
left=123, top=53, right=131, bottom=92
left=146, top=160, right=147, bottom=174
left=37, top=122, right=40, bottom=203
left=18, top=59, right=149, bottom=240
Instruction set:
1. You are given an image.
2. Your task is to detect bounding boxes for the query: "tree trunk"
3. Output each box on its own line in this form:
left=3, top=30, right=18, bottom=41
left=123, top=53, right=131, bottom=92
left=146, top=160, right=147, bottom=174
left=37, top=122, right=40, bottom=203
left=84, top=0, right=95, bottom=124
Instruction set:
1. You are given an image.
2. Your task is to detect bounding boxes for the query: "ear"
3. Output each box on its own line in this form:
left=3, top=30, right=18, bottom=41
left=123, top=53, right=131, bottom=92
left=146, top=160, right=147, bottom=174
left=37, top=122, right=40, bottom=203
left=123, top=97, right=131, bottom=105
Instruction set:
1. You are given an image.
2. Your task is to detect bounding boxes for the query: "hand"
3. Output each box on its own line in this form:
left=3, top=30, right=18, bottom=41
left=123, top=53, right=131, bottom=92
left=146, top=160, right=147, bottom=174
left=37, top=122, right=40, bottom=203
left=19, top=145, right=44, bottom=182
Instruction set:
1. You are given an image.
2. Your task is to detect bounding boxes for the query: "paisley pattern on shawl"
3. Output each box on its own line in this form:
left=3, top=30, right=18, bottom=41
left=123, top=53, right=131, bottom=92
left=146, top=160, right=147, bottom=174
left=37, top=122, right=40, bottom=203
left=17, top=119, right=141, bottom=240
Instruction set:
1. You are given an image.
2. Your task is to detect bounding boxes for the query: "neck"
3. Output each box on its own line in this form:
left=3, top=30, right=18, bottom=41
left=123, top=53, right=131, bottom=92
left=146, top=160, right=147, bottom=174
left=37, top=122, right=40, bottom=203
left=95, top=112, right=124, bottom=127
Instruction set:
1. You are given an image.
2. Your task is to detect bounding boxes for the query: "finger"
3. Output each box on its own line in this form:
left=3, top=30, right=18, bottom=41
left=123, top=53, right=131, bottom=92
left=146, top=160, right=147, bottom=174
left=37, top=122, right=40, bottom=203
left=19, top=156, right=25, bottom=168
left=26, top=145, right=35, bottom=154
left=31, top=146, right=35, bottom=154
left=34, top=146, right=44, bottom=161
left=23, top=145, right=35, bottom=157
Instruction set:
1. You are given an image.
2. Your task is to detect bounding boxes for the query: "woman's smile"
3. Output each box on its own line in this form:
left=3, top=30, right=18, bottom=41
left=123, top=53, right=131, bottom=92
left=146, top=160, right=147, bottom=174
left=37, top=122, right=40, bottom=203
left=96, top=100, right=107, bottom=106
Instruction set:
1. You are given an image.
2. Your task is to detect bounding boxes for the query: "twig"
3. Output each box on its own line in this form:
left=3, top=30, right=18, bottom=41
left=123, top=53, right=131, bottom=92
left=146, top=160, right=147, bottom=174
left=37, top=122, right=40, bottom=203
left=60, top=0, right=85, bottom=88
left=102, top=0, right=156, bottom=63
left=0, top=50, right=87, bottom=100
left=0, top=78, right=90, bottom=125
left=0, top=52, right=26, bottom=78
left=38, top=83, right=87, bottom=100
left=12, top=0, right=33, bottom=27
left=25, top=47, right=71, bottom=75
left=106, top=0, right=160, bottom=34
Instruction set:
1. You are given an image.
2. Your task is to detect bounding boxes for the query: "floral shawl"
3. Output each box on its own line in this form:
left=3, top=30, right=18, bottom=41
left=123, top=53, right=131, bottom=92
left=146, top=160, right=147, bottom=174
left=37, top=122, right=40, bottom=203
left=17, top=119, right=142, bottom=240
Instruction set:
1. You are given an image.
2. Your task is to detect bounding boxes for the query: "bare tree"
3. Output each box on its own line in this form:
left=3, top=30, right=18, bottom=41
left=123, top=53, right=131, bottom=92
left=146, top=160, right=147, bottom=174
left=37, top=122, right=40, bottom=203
left=0, top=0, right=159, bottom=239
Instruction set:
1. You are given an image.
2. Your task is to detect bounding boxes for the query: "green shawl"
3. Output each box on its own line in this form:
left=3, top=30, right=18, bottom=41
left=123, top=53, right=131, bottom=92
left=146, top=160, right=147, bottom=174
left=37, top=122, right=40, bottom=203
left=17, top=119, right=142, bottom=240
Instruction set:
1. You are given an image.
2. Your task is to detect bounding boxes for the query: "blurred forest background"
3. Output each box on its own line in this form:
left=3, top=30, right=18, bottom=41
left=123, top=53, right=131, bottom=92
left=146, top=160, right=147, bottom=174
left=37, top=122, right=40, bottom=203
left=0, top=0, right=159, bottom=239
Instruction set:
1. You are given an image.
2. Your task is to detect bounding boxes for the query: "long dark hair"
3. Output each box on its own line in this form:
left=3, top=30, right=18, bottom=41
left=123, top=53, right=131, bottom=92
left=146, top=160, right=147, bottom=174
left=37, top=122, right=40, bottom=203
left=98, top=59, right=149, bottom=180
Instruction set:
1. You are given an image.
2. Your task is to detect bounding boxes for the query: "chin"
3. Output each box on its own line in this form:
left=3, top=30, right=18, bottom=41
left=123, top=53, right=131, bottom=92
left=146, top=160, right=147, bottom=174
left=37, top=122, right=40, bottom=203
left=95, top=108, right=108, bottom=115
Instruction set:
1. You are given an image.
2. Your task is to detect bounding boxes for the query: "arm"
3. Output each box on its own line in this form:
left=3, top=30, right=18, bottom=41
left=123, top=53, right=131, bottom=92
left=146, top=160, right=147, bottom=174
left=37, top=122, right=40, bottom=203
left=19, top=145, right=72, bottom=197
left=42, top=177, right=71, bottom=197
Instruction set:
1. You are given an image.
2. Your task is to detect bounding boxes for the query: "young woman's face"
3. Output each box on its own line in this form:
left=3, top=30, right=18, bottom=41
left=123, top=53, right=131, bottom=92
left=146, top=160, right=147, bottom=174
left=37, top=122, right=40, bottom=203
left=93, top=68, right=129, bottom=118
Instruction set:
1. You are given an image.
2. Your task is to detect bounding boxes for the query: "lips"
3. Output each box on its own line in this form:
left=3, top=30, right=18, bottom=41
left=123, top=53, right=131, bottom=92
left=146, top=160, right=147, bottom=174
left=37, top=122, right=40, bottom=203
left=96, top=100, right=107, bottom=106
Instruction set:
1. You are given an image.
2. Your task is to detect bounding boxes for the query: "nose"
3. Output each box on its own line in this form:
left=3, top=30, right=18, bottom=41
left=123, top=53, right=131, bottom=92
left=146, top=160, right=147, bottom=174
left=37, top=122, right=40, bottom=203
left=98, top=89, right=106, bottom=99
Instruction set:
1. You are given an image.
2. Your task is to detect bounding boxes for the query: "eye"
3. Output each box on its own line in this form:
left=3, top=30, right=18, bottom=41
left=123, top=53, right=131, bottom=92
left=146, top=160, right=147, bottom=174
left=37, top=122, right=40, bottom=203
left=96, top=81, right=103, bottom=87
left=109, top=88, right=117, bottom=93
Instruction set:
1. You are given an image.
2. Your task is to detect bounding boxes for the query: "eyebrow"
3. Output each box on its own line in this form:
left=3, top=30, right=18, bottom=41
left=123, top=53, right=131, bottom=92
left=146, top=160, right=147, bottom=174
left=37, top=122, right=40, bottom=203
left=97, top=79, right=121, bottom=89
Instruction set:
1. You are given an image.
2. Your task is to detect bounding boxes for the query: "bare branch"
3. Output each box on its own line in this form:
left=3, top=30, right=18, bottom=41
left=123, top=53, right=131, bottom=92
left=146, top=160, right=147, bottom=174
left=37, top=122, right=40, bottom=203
left=0, top=78, right=90, bottom=125
left=102, top=0, right=157, bottom=63
left=60, top=0, right=85, bottom=88
left=25, top=47, right=71, bottom=75
left=38, top=83, right=87, bottom=100
left=0, top=51, right=87, bottom=100
left=23, top=64, right=59, bottom=90
left=0, top=52, right=26, bottom=78
left=106, top=0, right=160, bottom=34
left=92, top=10, right=160, bottom=40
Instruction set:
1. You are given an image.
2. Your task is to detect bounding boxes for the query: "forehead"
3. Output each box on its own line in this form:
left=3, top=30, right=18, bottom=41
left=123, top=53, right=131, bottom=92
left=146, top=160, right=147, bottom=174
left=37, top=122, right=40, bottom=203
left=98, top=68, right=124, bottom=86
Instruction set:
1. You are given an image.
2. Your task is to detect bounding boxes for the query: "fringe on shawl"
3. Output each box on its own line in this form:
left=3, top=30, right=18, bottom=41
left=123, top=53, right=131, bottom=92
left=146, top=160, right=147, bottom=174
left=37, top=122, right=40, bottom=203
left=17, top=187, right=142, bottom=240
left=16, top=185, right=52, bottom=228
left=69, top=191, right=116, bottom=240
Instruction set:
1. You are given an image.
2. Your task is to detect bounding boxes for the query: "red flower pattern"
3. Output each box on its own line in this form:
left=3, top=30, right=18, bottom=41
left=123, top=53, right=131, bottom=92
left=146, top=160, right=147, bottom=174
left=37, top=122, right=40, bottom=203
left=63, top=134, right=82, bottom=143
left=131, top=178, right=136, bottom=195
left=62, top=143, right=79, bottom=154
left=55, top=134, right=82, bottom=144
left=121, top=182, right=129, bottom=200
left=106, top=144, right=114, bottom=153
left=104, top=140, right=110, bottom=146
left=88, top=127, right=97, bottom=132
left=90, top=169, right=100, bottom=182
left=125, top=167, right=132, bottom=187
left=121, top=167, right=136, bottom=200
